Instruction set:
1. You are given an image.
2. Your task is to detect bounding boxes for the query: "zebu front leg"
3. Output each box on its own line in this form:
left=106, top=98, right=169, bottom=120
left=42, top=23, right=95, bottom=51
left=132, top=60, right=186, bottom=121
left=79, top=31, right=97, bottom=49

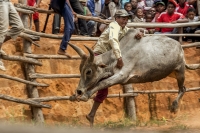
left=171, top=64, right=186, bottom=113
left=87, top=73, right=127, bottom=98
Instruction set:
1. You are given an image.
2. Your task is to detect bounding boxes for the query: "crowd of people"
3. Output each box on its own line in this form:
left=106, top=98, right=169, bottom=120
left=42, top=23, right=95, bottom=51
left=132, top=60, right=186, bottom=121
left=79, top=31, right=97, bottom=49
left=26, top=0, right=200, bottom=56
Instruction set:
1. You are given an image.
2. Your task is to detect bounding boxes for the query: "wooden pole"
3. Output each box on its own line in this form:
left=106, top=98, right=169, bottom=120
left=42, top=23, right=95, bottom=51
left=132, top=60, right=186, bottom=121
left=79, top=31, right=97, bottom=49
left=123, top=84, right=136, bottom=121
left=1, top=54, right=42, bottom=66
left=24, top=53, right=81, bottom=60
left=29, top=73, right=80, bottom=79
left=29, top=87, right=200, bottom=102
left=19, top=0, right=44, bottom=124
left=0, top=94, right=51, bottom=108
left=0, top=74, right=48, bottom=87
left=182, top=42, right=200, bottom=48
left=178, top=27, right=183, bottom=44
left=29, top=93, right=138, bottom=102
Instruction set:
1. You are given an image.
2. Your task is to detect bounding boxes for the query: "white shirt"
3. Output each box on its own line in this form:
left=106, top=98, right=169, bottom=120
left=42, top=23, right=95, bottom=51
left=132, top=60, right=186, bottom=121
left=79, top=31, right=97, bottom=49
left=94, top=21, right=129, bottom=59
left=94, top=0, right=101, bottom=16
left=188, top=16, right=200, bottom=29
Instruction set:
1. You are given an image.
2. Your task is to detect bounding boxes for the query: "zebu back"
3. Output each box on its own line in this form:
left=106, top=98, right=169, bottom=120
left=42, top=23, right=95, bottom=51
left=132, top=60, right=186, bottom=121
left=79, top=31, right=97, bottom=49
left=119, top=29, right=185, bottom=83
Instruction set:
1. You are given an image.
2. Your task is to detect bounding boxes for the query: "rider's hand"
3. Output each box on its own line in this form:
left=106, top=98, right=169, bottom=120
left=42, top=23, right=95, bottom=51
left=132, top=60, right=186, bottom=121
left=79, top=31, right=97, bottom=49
left=116, top=57, right=124, bottom=69
left=135, top=32, right=144, bottom=40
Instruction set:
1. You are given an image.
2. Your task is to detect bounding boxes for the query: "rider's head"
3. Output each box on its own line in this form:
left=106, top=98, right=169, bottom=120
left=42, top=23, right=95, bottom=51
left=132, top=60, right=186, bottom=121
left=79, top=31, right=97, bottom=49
left=114, top=9, right=130, bottom=29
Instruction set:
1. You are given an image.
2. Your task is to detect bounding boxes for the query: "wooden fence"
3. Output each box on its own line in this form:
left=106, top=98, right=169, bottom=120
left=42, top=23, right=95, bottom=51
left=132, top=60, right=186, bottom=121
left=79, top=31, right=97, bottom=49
left=0, top=1, right=199, bottom=124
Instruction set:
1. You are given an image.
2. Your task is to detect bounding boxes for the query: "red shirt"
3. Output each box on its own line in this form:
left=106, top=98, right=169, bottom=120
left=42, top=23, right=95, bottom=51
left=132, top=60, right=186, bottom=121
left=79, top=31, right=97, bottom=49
left=156, top=12, right=185, bottom=33
left=176, top=2, right=193, bottom=16
left=27, top=0, right=39, bottom=20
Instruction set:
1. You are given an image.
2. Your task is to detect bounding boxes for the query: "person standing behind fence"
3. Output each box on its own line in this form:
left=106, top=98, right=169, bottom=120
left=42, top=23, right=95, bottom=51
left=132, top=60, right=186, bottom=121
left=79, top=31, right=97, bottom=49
left=27, top=0, right=42, bottom=32
left=0, top=0, right=24, bottom=71
left=50, top=0, right=75, bottom=57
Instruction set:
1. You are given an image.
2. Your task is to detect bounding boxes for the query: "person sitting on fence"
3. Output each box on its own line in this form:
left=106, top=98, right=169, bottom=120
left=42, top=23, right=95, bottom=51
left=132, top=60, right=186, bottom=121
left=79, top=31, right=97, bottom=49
left=52, top=0, right=75, bottom=57
left=86, top=9, right=144, bottom=127
left=0, top=0, right=24, bottom=71
left=183, top=7, right=200, bottom=42
left=69, top=0, right=89, bottom=36
left=176, top=0, right=193, bottom=17
left=27, top=0, right=42, bottom=32
left=154, top=0, right=188, bottom=39
left=87, top=0, right=105, bottom=36
left=79, top=0, right=95, bottom=36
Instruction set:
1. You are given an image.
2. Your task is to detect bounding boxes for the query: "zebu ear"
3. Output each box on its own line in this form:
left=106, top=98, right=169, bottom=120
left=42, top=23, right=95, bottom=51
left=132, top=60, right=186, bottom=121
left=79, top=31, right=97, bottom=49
left=68, top=42, right=87, bottom=59
left=84, top=45, right=94, bottom=63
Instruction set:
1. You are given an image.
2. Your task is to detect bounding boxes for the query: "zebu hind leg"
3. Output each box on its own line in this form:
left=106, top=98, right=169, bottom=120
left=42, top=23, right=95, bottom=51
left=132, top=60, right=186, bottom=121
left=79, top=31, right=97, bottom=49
left=171, top=64, right=186, bottom=113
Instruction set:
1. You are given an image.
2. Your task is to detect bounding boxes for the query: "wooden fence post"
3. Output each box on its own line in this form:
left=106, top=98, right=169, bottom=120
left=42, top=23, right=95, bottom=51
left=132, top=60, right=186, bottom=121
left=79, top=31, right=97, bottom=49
left=123, top=84, right=136, bottom=121
left=19, top=0, right=44, bottom=124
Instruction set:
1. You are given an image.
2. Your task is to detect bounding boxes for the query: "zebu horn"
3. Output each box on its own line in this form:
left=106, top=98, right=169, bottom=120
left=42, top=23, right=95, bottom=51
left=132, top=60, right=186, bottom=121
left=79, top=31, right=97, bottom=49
left=68, top=42, right=86, bottom=58
left=84, top=45, right=94, bottom=63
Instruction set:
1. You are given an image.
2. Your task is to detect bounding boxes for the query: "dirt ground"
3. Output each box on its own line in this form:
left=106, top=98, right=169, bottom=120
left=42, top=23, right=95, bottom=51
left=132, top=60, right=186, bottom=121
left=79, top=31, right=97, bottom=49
left=0, top=0, right=199, bottom=132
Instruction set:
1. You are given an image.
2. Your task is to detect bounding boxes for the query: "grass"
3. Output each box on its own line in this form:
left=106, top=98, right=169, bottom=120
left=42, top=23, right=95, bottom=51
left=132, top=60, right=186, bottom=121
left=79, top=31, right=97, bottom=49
left=169, top=123, right=189, bottom=130
left=95, top=118, right=168, bottom=130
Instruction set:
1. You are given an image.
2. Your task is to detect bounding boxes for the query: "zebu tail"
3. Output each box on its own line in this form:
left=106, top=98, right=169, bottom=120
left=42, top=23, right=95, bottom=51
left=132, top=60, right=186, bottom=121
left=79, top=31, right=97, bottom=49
left=185, top=64, right=200, bottom=70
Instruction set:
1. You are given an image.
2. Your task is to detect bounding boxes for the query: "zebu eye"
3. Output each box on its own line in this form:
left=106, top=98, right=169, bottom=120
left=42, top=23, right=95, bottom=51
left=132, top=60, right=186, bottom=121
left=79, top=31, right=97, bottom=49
left=86, top=69, right=92, bottom=75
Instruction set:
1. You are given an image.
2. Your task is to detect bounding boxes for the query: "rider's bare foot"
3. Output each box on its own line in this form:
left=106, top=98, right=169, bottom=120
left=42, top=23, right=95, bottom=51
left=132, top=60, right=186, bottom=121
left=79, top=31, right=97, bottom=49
left=86, top=115, right=94, bottom=127
left=57, top=48, right=71, bottom=58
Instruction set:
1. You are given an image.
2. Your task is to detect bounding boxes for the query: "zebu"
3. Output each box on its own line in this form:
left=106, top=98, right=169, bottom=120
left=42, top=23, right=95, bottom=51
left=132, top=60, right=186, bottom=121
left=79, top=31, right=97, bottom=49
left=69, top=29, right=195, bottom=117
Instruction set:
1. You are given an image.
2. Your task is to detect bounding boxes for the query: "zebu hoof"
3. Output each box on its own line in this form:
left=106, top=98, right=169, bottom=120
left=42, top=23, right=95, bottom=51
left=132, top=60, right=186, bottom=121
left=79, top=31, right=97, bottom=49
left=76, top=93, right=89, bottom=102
left=170, top=100, right=178, bottom=113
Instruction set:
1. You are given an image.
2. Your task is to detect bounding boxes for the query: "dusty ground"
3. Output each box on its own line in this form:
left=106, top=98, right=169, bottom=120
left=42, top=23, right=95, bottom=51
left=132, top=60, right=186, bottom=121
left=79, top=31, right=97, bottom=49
left=0, top=0, right=199, bottom=132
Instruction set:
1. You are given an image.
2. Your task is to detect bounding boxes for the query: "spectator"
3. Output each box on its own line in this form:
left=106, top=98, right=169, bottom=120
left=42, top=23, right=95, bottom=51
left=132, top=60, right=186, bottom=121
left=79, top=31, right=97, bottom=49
left=124, top=2, right=134, bottom=22
left=152, top=1, right=165, bottom=22
left=0, top=0, right=24, bottom=70
left=86, top=9, right=143, bottom=127
left=145, top=0, right=155, bottom=7
left=183, top=8, right=200, bottom=42
left=133, top=7, right=145, bottom=22
left=87, top=0, right=105, bottom=17
left=134, top=7, right=146, bottom=33
left=27, top=0, right=42, bottom=32
left=145, top=13, right=155, bottom=33
left=87, top=0, right=105, bottom=36
left=101, top=0, right=111, bottom=19
left=154, top=0, right=188, bottom=38
left=79, top=0, right=96, bottom=36
left=109, top=0, right=121, bottom=20
left=121, top=0, right=130, bottom=9
left=69, top=0, right=89, bottom=36
left=137, top=0, right=145, bottom=9
left=176, top=0, right=193, bottom=17
left=57, top=0, right=75, bottom=57
left=188, top=0, right=198, bottom=15
left=149, top=7, right=156, bottom=18
left=130, top=0, right=138, bottom=14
